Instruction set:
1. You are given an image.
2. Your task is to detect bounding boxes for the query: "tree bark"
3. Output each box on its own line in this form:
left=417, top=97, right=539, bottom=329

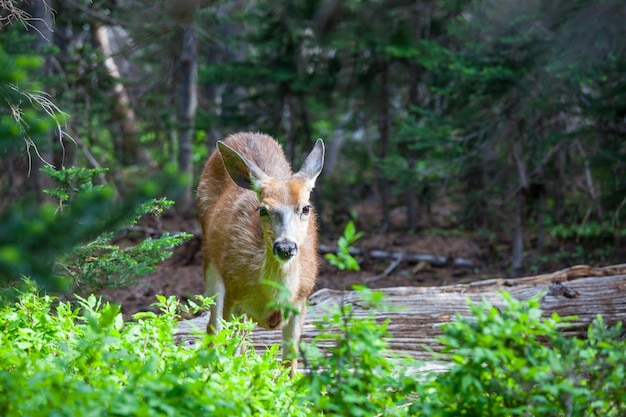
left=554, top=145, right=566, bottom=223
left=176, top=27, right=198, bottom=214
left=323, top=109, right=351, bottom=177
left=511, top=137, right=528, bottom=271
left=284, top=90, right=296, bottom=164
left=376, top=63, right=391, bottom=233
left=176, top=264, right=626, bottom=366
left=91, top=23, right=143, bottom=166
left=512, top=190, right=525, bottom=271
left=405, top=0, right=424, bottom=231
left=536, top=180, right=546, bottom=253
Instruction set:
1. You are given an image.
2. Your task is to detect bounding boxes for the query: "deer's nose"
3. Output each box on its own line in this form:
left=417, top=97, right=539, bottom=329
left=273, top=239, right=298, bottom=261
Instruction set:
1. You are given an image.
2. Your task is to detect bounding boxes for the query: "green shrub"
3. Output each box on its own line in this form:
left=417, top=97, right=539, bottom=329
left=44, top=166, right=192, bottom=293
left=2, top=287, right=625, bottom=416
left=324, top=220, right=363, bottom=272
left=299, top=286, right=419, bottom=416
left=0, top=166, right=192, bottom=297
left=413, top=292, right=626, bottom=416
left=0, top=288, right=303, bottom=417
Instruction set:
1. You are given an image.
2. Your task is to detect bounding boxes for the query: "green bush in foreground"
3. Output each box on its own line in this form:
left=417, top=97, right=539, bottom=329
left=301, top=286, right=419, bottom=416
left=1, top=288, right=625, bottom=416
left=417, top=293, right=626, bottom=417
left=0, top=290, right=300, bottom=417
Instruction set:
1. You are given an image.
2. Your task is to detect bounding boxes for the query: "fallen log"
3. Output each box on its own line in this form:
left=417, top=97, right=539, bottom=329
left=318, top=244, right=476, bottom=268
left=175, top=264, right=626, bottom=364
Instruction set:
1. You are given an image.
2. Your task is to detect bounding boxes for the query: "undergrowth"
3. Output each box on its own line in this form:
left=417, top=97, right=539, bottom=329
left=1, top=286, right=625, bottom=416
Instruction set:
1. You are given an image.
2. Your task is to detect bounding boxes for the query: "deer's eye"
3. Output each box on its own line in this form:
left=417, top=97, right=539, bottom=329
left=257, top=206, right=270, bottom=217
left=302, top=205, right=313, bottom=216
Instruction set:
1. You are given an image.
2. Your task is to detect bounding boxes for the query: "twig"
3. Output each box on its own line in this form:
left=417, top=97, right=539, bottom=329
left=575, top=140, right=604, bottom=223
left=612, top=196, right=626, bottom=228
left=364, top=254, right=404, bottom=283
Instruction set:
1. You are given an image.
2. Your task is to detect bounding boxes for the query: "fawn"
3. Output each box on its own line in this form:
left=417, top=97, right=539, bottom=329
left=196, top=132, right=324, bottom=375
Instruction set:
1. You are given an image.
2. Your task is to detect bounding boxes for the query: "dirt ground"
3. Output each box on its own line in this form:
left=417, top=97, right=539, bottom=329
left=101, top=210, right=500, bottom=318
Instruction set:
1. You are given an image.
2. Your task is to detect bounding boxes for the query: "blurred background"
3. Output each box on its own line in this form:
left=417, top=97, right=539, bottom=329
left=1, top=0, right=625, bottom=312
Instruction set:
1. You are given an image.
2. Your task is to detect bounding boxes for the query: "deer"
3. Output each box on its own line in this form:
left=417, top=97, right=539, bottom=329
left=196, top=132, right=325, bottom=375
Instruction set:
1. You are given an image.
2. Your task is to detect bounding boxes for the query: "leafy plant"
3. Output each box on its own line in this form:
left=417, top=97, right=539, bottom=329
left=299, top=286, right=419, bottom=416
left=2, top=287, right=626, bottom=416
left=412, top=292, right=626, bottom=416
left=0, top=165, right=187, bottom=298
left=0, top=288, right=303, bottom=417
left=0, top=38, right=187, bottom=296
left=42, top=166, right=192, bottom=293
left=41, top=165, right=109, bottom=208
left=325, top=220, right=363, bottom=271
left=0, top=43, right=64, bottom=158
left=548, top=221, right=625, bottom=245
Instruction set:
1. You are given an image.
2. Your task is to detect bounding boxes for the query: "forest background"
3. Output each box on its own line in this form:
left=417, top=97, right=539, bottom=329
left=1, top=0, right=625, bottom=304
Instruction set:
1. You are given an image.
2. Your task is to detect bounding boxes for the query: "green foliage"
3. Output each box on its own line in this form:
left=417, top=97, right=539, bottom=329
left=0, top=289, right=301, bottom=417
left=548, top=221, right=626, bottom=243
left=3, top=0, right=626, bottom=272
left=0, top=164, right=188, bottom=296
left=41, top=165, right=109, bottom=206
left=2, top=288, right=626, bottom=416
left=412, top=293, right=626, bottom=416
left=0, top=12, right=188, bottom=299
left=0, top=43, right=55, bottom=154
left=299, top=286, right=419, bottom=416
left=43, top=166, right=192, bottom=293
left=324, top=220, right=363, bottom=271
left=63, top=231, right=189, bottom=292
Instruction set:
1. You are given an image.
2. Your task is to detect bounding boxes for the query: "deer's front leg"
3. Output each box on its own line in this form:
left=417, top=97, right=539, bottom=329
left=282, top=301, right=306, bottom=377
left=205, top=264, right=225, bottom=334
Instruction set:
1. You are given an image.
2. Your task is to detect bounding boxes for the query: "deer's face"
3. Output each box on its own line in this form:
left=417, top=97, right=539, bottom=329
left=217, top=138, right=324, bottom=264
left=256, top=178, right=315, bottom=263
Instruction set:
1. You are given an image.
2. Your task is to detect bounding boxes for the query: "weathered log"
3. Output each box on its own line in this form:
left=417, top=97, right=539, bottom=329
left=318, top=244, right=476, bottom=268
left=175, top=264, right=626, bottom=364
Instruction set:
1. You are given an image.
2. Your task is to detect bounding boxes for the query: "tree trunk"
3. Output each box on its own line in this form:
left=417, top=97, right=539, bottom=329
left=511, top=137, right=528, bottom=272
left=536, top=180, right=546, bottom=253
left=405, top=158, right=418, bottom=230
left=376, top=63, right=391, bottom=233
left=284, top=90, right=296, bottom=164
left=91, top=23, right=143, bottom=166
left=405, top=0, right=423, bottom=231
left=176, top=264, right=626, bottom=366
left=463, top=162, right=487, bottom=229
left=176, top=27, right=198, bottom=214
left=405, top=63, right=419, bottom=230
left=297, top=93, right=311, bottom=147
left=323, top=109, right=351, bottom=177
left=554, top=145, right=566, bottom=223
left=512, top=190, right=525, bottom=271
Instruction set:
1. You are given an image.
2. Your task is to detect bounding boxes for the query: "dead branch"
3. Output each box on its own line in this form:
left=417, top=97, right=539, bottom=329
left=318, top=244, right=476, bottom=268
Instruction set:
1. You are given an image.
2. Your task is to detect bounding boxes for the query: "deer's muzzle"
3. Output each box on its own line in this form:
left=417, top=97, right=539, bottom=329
left=273, top=238, right=298, bottom=261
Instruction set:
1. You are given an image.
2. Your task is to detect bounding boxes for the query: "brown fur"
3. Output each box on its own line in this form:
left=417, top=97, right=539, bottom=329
left=196, top=132, right=324, bottom=375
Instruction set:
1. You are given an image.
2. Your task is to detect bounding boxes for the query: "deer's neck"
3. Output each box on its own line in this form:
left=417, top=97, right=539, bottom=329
left=260, top=249, right=300, bottom=299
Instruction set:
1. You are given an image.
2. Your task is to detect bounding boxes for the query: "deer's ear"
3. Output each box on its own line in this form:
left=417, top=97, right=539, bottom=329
left=296, top=138, right=325, bottom=188
left=218, top=141, right=268, bottom=191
